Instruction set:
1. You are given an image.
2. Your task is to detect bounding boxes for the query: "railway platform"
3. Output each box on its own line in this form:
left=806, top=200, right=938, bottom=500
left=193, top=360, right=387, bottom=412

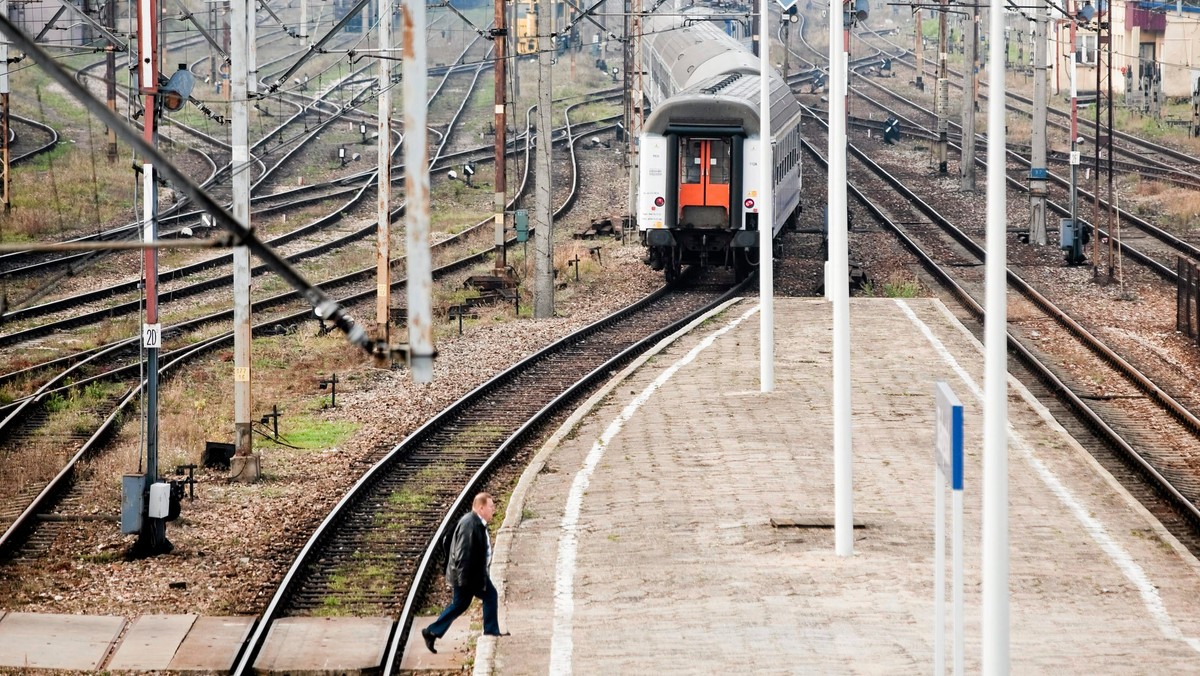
left=2, top=298, right=1200, bottom=673
left=479, top=297, right=1200, bottom=674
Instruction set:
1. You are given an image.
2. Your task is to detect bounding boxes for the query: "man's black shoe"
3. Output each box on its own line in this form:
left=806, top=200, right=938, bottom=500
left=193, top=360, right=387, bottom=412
left=484, top=631, right=511, bottom=637
left=422, top=628, right=437, bottom=653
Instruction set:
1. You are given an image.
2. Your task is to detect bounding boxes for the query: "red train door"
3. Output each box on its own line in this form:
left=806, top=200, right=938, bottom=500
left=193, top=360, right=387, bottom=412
left=678, top=137, right=731, bottom=227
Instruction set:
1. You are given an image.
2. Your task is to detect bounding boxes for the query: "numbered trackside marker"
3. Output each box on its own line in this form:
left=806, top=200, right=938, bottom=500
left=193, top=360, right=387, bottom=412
left=234, top=367, right=250, bottom=382
left=142, top=323, right=161, bottom=349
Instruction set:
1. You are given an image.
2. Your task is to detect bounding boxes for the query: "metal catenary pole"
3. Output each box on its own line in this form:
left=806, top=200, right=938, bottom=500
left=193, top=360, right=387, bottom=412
left=1029, top=0, right=1048, bottom=245
left=830, top=0, right=852, bottom=558
left=534, top=0, right=554, bottom=318
left=758, top=0, right=773, bottom=393
left=983, top=0, right=1011, bottom=667
left=404, top=0, right=435, bottom=382
left=376, top=0, right=394, bottom=367
left=494, top=0, right=508, bottom=272
left=231, top=0, right=259, bottom=479
left=1092, top=18, right=1102, bottom=275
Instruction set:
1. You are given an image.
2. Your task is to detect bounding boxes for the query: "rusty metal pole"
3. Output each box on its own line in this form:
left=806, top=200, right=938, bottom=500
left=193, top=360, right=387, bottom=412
left=106, top=0, right=118, bottom=160
left=404, top=0, right=434, bottom=382
left=136, top=0, right=169, bottom=551
left=914, top=8, right=925, bottom=91
left=231, top=0, right=259, bottom=479
left=1, top=0, right=8, bottom=214
left=494, top=0, right=508, bottom=273
left=375, top=0, right=394, bottom=367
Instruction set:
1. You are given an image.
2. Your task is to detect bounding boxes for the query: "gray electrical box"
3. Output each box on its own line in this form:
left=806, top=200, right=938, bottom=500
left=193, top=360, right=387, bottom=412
left=121, top=474, right=145, bottom=534
left=1059, top=219, right=1075, bottom=250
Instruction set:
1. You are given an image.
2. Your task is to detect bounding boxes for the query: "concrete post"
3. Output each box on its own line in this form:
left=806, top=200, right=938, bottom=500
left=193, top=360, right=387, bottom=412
left=1029, top=0, right=1048, bottom=245
left=534, top=0, right=554, bottom=318
left=960, top=6, right=977, bottom=190
left=403, top=0, right=435, bottom=382
left=375, top=0, right=393, bottom=367
left=494, top=0, right=508, bottom=271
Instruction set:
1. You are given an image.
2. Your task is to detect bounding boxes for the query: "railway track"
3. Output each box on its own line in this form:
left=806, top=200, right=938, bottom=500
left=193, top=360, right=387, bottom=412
left=231, top=272, right=747, bottom=674
left=0, top=93, right=610, bottom=562
left=802, top=111, right=1200, bottom=556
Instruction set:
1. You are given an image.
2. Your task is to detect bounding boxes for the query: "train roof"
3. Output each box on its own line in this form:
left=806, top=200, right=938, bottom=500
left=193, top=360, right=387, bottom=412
left=642, top=13, right=759, bottom=103
left=642, top=71, right=802, bottom=138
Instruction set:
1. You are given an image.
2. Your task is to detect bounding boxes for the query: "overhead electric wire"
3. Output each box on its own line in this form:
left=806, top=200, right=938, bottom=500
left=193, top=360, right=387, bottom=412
left=0, top=12, right=382, bottom=356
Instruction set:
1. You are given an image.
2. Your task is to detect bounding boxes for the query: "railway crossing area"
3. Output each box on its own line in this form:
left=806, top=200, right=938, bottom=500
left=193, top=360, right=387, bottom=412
left=2, top=298, right=1200, bottom=672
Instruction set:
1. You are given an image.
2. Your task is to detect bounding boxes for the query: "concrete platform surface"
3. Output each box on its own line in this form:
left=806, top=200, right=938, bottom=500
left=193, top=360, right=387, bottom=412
left=107, top=614, right=197, bottom=671
left=478, top=297, right=1200, bottom=674
left=0, top=612, right=125, bottom=671
left=168, top=616, right=256, bottom=672
left=252, top=615, right=393, bottom=674
left=399, top=615, right=477, bottom=671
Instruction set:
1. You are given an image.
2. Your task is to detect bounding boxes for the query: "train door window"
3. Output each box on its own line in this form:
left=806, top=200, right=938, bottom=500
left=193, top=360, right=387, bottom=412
left=709, top=139, right=730, bottom=184
left=683, top=141, right=703, bottom=184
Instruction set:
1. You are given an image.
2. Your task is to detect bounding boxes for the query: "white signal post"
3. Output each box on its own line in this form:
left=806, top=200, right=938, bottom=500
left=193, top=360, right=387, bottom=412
left=983, top=0, right=1011, bottom=668
left=829, top=0, right=853, bottom=557
left=934, top=382, right=965, bottom=676
left=758, top=0, right=774, bottom=393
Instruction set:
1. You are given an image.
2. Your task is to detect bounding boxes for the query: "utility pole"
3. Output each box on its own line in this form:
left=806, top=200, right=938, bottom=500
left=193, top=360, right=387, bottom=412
left=231, top=0, right=259, bottom=480
left=403, top=0, right=435, bottom=382
left=914, top=8, right=925, bottom=91
left=375, top=0, right=393, bottom=367
left=1, top=0, right=8, bottom=214
left=135, top=0, right=169, bottom=553
left=936, top=0, right=949, bottom=173
left=534, top=0, right=554, bottom=318
left=106, top=0, right=118, bottom=160
left=300, top=0, right=307, bottom=38
left=1029, top=0, right=1048, bottom=245
left=493, top=0, right=507, bottom=272
left=959, top=5, right=978, bottom=190
left=631, top=0, right=642, bottom=233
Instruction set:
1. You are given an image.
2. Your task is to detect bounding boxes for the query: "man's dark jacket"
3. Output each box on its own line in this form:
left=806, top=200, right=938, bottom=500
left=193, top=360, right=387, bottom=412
left=445, top=511, right=488, bottom=592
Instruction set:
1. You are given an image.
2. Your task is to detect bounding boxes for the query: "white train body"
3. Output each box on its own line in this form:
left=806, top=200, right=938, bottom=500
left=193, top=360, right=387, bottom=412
left=637, top=10, right=803, bottom=279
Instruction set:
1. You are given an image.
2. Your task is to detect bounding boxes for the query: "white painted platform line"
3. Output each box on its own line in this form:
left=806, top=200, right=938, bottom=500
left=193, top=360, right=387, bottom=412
left=548, top=304, right=760, bottom=675
left=896, top=299, right=1200, bottom=654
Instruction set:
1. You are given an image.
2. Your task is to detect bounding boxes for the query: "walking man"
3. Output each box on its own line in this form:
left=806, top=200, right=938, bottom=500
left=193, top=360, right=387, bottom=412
left=422, top=492, right=506, bottom=653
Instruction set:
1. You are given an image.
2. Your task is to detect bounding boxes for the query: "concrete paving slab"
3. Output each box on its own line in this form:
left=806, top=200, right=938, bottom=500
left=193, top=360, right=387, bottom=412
left=253, top=616, right=393, bottom=675
left=0, top=612, right=125, bottom=671
left=107, top=614, right=197, bottom=670
left=168, top=616, right=256, bottom=672
left=485, top=298, right=1200, bottom=674
left=398, top=615, right=475, bottom=671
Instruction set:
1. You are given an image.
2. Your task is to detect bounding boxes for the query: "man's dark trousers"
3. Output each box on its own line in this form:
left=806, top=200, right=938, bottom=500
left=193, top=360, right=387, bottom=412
left=426, top=577, right=500, bottom=637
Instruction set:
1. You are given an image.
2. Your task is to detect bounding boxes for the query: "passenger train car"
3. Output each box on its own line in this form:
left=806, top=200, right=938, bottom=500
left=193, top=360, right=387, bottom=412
left=637, top=9, right=804, bottom=281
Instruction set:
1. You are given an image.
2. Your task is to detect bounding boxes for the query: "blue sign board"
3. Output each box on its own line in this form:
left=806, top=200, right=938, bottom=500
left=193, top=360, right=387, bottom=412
left=935, top=382, right=964, bottom=491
